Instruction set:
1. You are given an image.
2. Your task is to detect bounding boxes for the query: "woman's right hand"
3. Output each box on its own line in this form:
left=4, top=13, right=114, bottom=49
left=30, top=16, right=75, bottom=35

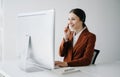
left=64, top=25, right=71, bottom=41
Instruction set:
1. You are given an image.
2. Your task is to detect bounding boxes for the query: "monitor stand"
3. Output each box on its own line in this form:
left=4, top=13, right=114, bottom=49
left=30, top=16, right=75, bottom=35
left=19, top=34, right=51, bottom=72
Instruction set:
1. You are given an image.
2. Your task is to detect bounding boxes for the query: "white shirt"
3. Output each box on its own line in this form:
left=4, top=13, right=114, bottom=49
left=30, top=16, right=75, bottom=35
left=73, top=27, right=86, bottom=47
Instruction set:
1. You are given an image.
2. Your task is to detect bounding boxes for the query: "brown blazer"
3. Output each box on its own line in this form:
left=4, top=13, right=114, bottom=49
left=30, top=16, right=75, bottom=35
left=59, top=28, right=96, bottom=66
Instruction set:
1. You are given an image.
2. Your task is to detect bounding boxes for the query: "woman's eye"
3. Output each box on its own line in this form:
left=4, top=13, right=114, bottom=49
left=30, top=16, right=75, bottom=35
left=71, top=19, right=75, bottom=20
left=68, top=18, right=75, bottom=20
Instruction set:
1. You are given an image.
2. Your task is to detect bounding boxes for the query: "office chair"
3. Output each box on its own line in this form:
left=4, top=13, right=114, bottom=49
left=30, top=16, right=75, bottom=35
left=91, top=49, right=100, bottom=64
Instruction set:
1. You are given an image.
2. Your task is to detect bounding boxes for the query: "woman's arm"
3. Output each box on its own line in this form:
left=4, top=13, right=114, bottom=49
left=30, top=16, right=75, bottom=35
left=59, top=38, right=72, bottom=57
left=59, top=29, right=73, bottom=57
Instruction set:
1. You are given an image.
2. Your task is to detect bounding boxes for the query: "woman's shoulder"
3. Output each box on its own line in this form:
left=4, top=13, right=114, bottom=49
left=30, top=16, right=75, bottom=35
left=83, top=28, right=96, bottom=38
left=89, top=31, right=96, bottom=37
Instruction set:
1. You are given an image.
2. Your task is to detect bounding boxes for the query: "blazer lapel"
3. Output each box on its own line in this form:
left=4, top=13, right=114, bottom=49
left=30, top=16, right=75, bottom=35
left=73, top=28, right=89, bottom=50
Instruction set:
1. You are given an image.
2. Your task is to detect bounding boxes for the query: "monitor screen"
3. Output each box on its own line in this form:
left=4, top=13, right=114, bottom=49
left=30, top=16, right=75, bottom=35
left=16, top=9, right=55, bottom=70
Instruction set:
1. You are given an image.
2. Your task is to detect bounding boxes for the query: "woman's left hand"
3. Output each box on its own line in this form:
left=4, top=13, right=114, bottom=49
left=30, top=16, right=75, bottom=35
left=55, top=61, right=68, bottom=67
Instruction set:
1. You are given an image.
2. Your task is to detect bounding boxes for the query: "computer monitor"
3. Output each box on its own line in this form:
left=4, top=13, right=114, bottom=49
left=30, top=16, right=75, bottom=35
left=16, top=9, right=55, bottom=70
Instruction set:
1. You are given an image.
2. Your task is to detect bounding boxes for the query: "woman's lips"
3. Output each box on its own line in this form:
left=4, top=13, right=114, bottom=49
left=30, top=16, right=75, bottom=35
left=69, top=25, right=74, bottom=31
left=69, top=25, right=74, bottom=27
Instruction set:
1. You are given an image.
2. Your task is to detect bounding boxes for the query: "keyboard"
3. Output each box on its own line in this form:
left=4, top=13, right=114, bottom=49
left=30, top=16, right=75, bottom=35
left=52, top=67, right=80, bottom=74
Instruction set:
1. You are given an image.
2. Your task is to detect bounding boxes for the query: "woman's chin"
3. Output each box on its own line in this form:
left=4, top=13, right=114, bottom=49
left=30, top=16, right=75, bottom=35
left=69, top=28, right=73, bottom=31
left=69, top=26, right=74, bottom=31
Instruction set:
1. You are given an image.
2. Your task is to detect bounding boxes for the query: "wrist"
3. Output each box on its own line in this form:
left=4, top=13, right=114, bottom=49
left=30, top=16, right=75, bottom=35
left=64, top=62, right=68, bottom=67
left=63, top=37, right=68, bottom=42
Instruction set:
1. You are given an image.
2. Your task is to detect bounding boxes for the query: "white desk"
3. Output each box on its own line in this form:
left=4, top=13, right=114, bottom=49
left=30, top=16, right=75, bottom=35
left=0, top=60, right=120, bottom=77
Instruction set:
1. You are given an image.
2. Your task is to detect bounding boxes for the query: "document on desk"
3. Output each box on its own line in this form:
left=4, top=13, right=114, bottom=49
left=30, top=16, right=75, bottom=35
left=52, top=67, right=80, bottom=75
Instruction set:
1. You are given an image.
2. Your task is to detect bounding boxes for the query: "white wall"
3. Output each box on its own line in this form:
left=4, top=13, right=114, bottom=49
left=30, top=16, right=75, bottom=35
left=2, top=0, right=120, bottom=64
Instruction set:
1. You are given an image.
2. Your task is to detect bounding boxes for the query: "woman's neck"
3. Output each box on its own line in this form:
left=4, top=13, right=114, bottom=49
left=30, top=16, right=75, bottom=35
left=75, top=26, right=83, bottom=34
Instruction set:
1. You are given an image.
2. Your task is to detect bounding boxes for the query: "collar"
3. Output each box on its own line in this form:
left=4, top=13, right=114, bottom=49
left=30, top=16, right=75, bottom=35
left=74, top=27, right=86, bottom=36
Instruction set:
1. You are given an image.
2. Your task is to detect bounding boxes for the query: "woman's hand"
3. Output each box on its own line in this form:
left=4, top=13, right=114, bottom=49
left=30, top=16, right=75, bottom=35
left=55, top=61, right=68, bottom=67
left=64, top=25, right=71, bottom=41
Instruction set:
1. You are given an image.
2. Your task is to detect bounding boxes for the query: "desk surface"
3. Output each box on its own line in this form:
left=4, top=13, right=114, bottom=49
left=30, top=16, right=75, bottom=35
left=0, top=60, right=120, bottom=77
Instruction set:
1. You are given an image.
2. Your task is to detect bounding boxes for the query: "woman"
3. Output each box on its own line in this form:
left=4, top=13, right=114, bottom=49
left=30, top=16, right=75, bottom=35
left=55, top=8, right=96, bottom=67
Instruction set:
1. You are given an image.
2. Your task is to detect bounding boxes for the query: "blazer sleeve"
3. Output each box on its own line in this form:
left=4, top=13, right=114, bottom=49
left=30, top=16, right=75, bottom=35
left=59, top=32, right=73, bottom=57
left=59, top=38, right=72, bottom=57
left=67, top=34, right=96, bottom=66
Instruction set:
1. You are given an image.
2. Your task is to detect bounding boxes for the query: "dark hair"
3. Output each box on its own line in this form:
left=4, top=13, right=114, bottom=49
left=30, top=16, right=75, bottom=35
left=69, top=8, right=86, bottom=27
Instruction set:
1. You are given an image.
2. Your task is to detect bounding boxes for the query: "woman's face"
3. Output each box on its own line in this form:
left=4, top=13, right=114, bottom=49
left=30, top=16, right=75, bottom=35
left=68, top=12, right=82, bottom=31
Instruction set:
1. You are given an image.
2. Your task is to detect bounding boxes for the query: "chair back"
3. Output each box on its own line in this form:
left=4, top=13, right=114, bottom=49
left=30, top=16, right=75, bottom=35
left=91, top=49, right=100, bottom=64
